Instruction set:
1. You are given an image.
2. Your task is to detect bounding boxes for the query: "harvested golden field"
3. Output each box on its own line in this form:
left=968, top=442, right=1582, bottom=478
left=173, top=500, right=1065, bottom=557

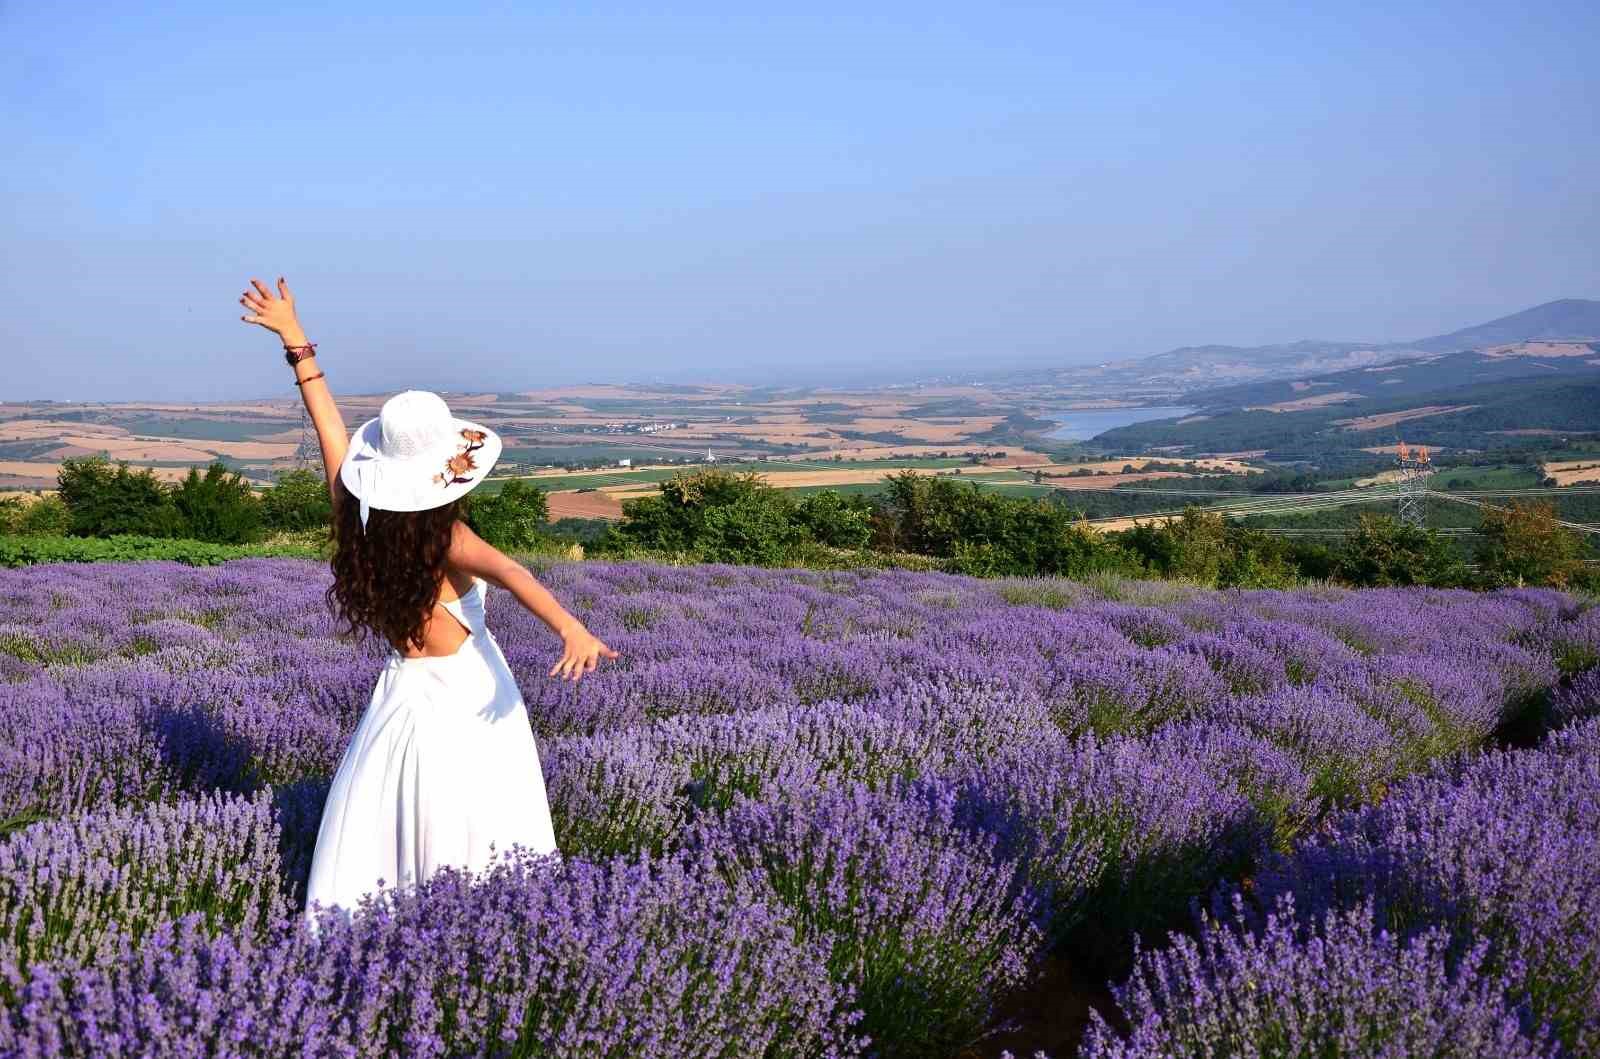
left=0, top=460, right=189, bottom=484
left=1043, top=470, right=1228, bottom=490
left=1245, top=391, right=1362, bottom=412
left=1482, top=341, right=1597, bottom=359
left=1543, top=460, right=1600, bottom=486
left=0, top=419, right=129, bottom=440
left=1045, top=456, right=1256, bottom=475
left=1334, top=405, right=1478, bottom=431
left=545, top=491, right=626, bottom=520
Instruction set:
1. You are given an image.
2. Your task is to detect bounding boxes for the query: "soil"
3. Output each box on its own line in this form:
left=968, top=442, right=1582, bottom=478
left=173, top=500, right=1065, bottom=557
left=959, top=952, right=1119, bottom=1059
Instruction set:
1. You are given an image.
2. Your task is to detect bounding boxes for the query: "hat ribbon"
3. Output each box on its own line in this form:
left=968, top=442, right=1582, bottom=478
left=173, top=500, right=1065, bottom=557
left=356, top=456, right=379, bottom=532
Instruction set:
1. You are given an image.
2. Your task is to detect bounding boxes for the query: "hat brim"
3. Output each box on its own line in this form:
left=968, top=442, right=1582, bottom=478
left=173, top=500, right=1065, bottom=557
left=338, top=416, right=503, bottom=514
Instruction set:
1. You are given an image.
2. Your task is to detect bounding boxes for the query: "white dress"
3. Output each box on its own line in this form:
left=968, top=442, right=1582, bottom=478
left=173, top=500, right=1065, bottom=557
left=304, top=576, right=557, bottom=925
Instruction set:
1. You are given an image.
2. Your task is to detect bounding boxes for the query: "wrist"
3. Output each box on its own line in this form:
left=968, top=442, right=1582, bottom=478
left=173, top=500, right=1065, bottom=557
left=557, top=620, right=587, bottom=640
left=279, top=328, right=310, bottom=349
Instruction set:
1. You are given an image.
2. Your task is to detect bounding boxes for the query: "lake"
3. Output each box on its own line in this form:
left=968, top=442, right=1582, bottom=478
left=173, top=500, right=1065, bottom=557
left=1044, top=406, right=1197, bottom=441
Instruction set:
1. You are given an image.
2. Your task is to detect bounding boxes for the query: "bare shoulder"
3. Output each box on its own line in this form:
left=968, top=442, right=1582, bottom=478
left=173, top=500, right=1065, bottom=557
left=448, top=519, right=513, bottom=578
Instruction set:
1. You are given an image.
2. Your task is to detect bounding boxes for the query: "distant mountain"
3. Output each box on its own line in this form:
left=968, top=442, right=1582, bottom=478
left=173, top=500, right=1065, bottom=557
left=1096, top=298, right=1600, bottom=392
left=1090, top=345, right=1600, bottom=456
left=1409, top=299, right=1600, bottom=353
left=1130, top=340, right=1392, bottom=385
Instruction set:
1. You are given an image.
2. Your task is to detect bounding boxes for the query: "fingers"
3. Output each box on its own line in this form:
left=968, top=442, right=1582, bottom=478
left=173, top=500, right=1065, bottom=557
left=277, top=276, right=293, bottom=301
left=241, top=293, right=266, bottom=311
left=547, top=638, right=617, bottom=682
left=250, top=278, right=275, bottom=302
left=241, top=315, right=266, bottom=326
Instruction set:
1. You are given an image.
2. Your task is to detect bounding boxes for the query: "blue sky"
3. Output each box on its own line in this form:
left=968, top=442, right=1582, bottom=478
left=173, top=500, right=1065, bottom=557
left=3, top=1, right=1596, bottom=400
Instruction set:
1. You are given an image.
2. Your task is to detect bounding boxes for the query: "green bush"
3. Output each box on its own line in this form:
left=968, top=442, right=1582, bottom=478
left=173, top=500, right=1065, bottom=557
left=57, top=456, right=185, bottom=538
left=260, top=468, right=332, bottom=531
left=16, top=495, right=70, bottom=537
left=0, top=534, right=319, bottom=568
left=794, top=489, right=874, bottom=549
left=0, top=497, right=22, bottom=535
left=699, top=494, right=804, bottom=565
left=1334, top=514, right=1470, bottom=588
left=1475, top=500, right=1586, bottom=588
left=876, top=471, right=1139, bottom=578
left=464, top=479, right=550, bottom=552
left=172, top=463, right=264, bottom=544
left=610, top=470, right=787, bottom=556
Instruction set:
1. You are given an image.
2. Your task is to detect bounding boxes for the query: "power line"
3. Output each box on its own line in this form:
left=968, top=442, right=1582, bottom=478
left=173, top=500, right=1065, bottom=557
left=1429, top=491, right=1600, bottom=536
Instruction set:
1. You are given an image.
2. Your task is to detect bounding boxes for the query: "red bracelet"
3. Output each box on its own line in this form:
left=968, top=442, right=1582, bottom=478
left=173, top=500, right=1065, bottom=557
left=284, top=343, right=318, bottom=366
left=294, top=371, right=325, bottom=387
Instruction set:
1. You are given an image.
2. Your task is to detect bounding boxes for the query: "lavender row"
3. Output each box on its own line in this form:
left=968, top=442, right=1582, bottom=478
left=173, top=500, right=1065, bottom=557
left=0, top=561, right=1583, bottom=829
left=1084, top=717, right=1600, bottom=1057
left=1081, top=898, right=1556, bottom=1058
left=0, top=791, right=287, bottom=980
left=0, top=559, right=1594, bottom=1055
left=1, top=849, right=861, bottom=1058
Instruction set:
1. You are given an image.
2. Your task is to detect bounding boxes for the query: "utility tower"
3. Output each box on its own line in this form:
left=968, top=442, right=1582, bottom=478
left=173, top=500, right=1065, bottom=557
left=293, top=405, right=318, bottom=469
left=1394, top=440, right=1433, bottom=527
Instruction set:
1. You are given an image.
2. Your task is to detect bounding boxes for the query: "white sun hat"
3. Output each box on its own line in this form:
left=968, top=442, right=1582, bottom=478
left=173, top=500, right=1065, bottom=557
left=338, top=390, right=503, bottom=530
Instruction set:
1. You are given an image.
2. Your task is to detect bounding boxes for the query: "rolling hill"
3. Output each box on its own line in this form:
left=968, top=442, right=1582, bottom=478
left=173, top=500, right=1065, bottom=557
left=1091, top=345, right=1600, bottom=457
left=1073, top=298, right=1600, bottom=393
left=1409, top=298, right=1600, bottom=353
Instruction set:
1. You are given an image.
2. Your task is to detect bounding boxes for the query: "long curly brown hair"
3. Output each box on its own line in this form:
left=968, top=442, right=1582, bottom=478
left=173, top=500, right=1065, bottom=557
left=327, top=476, right=461, bottom=652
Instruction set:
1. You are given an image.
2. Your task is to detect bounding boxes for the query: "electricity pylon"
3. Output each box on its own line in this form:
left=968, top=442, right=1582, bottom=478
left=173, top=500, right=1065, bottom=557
left=1395, top=440, right=1433, bottom=528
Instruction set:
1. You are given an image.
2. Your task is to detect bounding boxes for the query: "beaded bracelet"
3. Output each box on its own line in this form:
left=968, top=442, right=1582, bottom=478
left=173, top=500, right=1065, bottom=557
left=294, top=371, right=326, bottom=388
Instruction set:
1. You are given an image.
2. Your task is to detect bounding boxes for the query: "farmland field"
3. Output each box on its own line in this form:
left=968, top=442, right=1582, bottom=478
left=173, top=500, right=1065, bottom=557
left=1, top=559, right=1597, bottom=1056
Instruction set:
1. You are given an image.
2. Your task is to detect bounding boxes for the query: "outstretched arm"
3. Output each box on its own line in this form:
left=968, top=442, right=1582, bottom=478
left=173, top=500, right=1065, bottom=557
left=447, top=521, right=620, bottom=682
left=240, top=278, right=349, bottom=497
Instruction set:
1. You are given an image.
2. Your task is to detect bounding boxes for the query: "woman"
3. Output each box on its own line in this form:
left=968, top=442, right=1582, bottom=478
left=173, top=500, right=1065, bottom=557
left=239, top=277, right=617, bottom=924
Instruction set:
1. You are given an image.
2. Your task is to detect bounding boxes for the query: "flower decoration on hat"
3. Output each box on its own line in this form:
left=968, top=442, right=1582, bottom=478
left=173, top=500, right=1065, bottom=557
left=434, top=429, right=487, bottom=488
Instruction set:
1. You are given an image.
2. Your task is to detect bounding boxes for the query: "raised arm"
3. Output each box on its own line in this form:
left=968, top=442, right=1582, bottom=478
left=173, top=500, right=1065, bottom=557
left=240, top=278, right=349, bottom=497
left=447, top=521, right=619, bottom=681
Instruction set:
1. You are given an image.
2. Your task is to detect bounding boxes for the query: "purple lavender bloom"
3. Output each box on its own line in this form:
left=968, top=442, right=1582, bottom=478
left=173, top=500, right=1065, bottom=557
left=1523, top=604, right=1600, bottom=676
left=697, top=781, right=1044, bottom=1059
left=950, top=729, right=1268, bottom=959
left=1082, top=897, right=1555, bottom=1058
left=1212, top=682, right=1402, bottom=804
left=1252, top=739, right=1600, bottom=1054
left=2, top=849, right=860, bottom=1058
left=1551, top=669, right=1600, bottom=727
left=0, top=557, right=1585, bottom=1056
left=0, top=790, right=288, bottom=974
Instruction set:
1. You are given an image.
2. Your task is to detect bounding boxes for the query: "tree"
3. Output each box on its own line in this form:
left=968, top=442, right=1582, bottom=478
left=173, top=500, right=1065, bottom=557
left=615, top=470, right=789, bottom=555
left=875, top=470, right=1136, bottom=577
left=1475, top=501, right=1586, bottom=588
left=464, top=480, right=550, bottom=552
left=1122, top=509, right=1229, bottom=584
left=261, top=468, right=333, bottom=531
left=172, top=462, right=264, bottom=544
left=56, top=455, right=185, bottom=538
left=794, top=490, right=873, bottom=550
left=699, top=494, right=803, bottom=564
left=1334, top=514, right=1468, bottom=588
left=16, top=495, right=70, bottom=537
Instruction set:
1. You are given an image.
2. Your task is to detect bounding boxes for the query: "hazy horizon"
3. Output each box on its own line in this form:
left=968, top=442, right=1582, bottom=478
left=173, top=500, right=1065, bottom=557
left=4, top=2, right=1597, bottom=403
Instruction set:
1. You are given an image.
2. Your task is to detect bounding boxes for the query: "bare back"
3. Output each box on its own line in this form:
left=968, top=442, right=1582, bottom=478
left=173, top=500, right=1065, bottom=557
left=395, top=567, right=477, bottom=659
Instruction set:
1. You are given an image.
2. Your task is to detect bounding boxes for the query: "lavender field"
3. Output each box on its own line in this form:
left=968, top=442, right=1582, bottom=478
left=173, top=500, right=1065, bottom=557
left=1, top=558, right=1597, bottom=1057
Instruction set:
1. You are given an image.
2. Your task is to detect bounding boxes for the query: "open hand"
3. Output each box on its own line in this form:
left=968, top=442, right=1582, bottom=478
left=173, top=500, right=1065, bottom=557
left=239, top=277, right=307, bottom=345
left=550, top=627, right=619, bottom=682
